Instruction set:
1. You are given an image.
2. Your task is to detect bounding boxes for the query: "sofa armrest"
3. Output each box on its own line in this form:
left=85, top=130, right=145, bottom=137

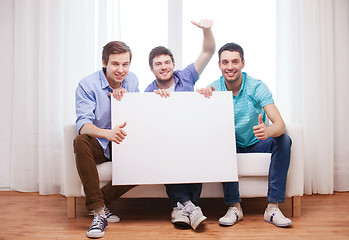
left=63, top=124, right=82, bottom=197
left=285, top=123, right=304, bottom=197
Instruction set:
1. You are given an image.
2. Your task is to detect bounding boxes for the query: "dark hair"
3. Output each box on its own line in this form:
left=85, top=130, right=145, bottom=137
left=218, top=42, right=244, bottom=62
left=102, top=41, right=132, bottom=64
left=148, top=46, right=175, bottom=68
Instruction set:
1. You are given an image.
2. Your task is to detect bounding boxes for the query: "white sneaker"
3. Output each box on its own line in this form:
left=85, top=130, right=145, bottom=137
left=89, top=205, right=120, bottom=223
left=171, top=207, right=190, bottom=227
left=179, top=202, right=207, bottom=230
left=219, top=206, right=243, bottom=226
left=264, top=207, right=292, bottom=227
left=86, top=214, right=108, bottom=239
left=103, top=206, right=120, bottom=223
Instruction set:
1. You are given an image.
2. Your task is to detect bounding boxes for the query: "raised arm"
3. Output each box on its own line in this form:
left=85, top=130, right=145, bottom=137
left=192, top=19, right=216, bottom=76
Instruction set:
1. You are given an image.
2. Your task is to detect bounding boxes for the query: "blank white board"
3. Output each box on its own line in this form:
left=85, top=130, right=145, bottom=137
left=111, top=91, right=238, bottom=185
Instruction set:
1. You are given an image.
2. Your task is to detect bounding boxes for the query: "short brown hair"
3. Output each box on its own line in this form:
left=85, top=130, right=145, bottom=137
left=218, top=42, right=244, bottom=62
left=148, top=46, right=174, bottom=68
left=102, top=41, right=132, bottom=64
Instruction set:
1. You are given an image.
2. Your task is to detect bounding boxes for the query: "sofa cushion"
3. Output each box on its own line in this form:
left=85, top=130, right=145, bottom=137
left=97, top=162, right=112, bottom=182
left=237, top=153, right=271, bottom=176
left=96, top=153, right=272, bottom=183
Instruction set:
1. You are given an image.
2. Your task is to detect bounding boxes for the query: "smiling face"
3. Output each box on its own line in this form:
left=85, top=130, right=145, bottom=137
left=102, top=52, right=130, bottom=89
left=151, top=54, right=175, bottom=82
left=218, top=50, right=245, bottom=84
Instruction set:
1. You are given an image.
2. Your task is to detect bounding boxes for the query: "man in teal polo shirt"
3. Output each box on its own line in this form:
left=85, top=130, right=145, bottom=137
left=197, top=42, right=292, bottom=228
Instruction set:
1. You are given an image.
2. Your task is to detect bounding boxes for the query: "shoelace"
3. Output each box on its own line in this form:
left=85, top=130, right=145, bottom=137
left=267, top=208, right=286, bottom=219
left=268, top=208, right=281, bottom=216
left=229, top=209, right=240, bottom=221
left=228, top=207, right=239, bottom=215
left=89, top=215, right=106, bottom=230
left=177, top=202, right=197, bottom=217
left=104, top=207, right=114, bottom=218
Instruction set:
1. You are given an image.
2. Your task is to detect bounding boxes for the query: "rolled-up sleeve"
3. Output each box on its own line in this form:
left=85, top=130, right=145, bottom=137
left=75, top=81, right=96, bottom=133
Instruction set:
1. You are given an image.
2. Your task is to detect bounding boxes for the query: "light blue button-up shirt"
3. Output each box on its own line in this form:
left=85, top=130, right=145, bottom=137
left=75, top=69, right=139, bottom=158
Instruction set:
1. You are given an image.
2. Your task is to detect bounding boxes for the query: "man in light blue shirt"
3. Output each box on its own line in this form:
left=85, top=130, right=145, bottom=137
left=145, top=19, right=215, bottom=230
left=74, top=41, right=139, bottom=239
left=198, top=42, right=292, bottom=228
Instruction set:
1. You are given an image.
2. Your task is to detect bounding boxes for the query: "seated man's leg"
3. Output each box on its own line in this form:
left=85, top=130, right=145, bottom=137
left=242, top=133, right=292, bottom=203
left=265, top=133, right=292, bottom=227
left=74, top=134, right=109, bottom=238
left=267, top=133, right=292, bottom=203
left=74, top=134, right=107, bottom=211
left=99, top=182, right=136, bottom=223
left=188, top=183, right=202, bottom=206
left=219, top=182, right=243, bottom=226
left=242, top=133, right=292, bottom=227
left=101, top=142, right=137, bottom=207
left=222, top=182, right=241, bottom=205
left=165, top=183, right=203, bottom=206
left=165, top=184, right=190, bottom=207
left=101, top=182, right=137, bottom=205
left=166, top=184, right=206, bottom=230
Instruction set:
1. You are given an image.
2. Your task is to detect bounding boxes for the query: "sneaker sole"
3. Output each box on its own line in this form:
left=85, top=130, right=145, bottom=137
left=107, top=217, right=120, bottom=223
left=264, top=219, right=292, bottom=227
left=86, top=232, right=105, bottom=239
left=172, top=221, right=191, bottom=227
left=172, top=218, right=190, bottom=226
left=86, top=226, right=107, bottom=239
left=219, top=219, right=243, bottom=226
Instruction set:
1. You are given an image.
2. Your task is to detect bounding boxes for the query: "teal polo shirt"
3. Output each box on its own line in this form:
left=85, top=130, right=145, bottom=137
left=209, top=72, right=274, bottom=148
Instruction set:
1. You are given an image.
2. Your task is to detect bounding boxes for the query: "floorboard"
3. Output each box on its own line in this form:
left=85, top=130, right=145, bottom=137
left=0, top=191, right=348, bottom=240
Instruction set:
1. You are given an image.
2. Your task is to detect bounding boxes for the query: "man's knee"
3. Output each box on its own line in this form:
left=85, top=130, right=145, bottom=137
left=73, top=134, right=94, bottom=156
left=74, top=134, right=90, bottom=148
left=277, top=133, right=292, bottom=149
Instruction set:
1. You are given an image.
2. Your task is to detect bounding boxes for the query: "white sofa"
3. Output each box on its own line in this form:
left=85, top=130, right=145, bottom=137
left=64, top=124, right=304, bottom=218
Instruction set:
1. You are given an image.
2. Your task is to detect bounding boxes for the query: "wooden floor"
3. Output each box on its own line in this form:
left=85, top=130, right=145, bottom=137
left=0, top=192, right=348, bottom=240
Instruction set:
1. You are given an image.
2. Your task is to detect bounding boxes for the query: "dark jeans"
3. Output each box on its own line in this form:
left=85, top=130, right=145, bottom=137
left=222, top=133, right=292, bottom=204
left=165, top=183, right=202, bottom=207
left=74, top=134, right=136, bottom=211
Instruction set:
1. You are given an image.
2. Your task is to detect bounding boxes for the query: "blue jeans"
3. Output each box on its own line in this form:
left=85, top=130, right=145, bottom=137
left=222, top=133, right=292, bottom=204
left=165, top=183, right=202, bottom=207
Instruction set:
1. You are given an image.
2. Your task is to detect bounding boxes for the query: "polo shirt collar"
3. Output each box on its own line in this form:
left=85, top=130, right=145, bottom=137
left=220, top=72, right=247, bottom=96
